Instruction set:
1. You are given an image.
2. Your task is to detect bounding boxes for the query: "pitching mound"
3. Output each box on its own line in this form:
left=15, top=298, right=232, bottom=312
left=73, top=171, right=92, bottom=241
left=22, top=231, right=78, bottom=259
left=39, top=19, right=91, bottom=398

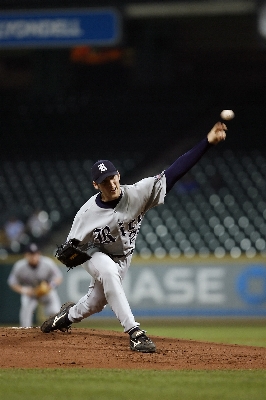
left=1, top=327, right=266, bottom=370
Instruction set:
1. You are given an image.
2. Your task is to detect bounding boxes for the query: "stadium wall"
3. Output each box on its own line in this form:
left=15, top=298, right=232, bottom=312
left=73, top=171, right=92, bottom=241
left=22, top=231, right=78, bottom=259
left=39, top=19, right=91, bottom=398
left=1, top=256, right=266, bottom=324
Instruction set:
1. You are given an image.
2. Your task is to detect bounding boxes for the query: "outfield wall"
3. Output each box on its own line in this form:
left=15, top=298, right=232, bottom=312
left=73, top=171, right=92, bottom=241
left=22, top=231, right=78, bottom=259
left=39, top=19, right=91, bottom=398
left=1, top=256, right=266, bottom=323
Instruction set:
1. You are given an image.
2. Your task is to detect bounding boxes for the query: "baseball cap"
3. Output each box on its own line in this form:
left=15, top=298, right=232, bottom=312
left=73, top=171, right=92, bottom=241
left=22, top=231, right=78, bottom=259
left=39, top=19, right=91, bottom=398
left=25, top=243, right=39, bottom=253
left=91, top=160, right=118, bottom=184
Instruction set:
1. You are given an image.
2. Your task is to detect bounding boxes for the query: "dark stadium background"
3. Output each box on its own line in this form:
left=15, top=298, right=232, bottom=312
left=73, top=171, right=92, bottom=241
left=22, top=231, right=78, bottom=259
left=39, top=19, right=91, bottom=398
left=1, top=0, right=266, bottom=162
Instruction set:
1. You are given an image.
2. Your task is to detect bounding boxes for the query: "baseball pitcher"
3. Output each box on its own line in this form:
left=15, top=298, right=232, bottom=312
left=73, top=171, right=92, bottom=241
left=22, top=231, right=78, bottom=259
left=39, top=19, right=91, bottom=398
left=41, top=122, right=227, bottom=352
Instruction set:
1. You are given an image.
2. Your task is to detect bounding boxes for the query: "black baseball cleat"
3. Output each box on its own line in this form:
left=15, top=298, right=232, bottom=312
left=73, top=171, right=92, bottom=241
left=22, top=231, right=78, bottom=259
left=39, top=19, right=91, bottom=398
left=41, top=302, right=75, bottom=333
left=130, top=329, right=156, bottom=353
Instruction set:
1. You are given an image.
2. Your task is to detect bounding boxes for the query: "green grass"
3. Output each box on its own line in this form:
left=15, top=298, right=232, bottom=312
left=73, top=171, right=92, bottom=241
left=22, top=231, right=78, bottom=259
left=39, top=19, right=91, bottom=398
left=0, top=369, right=266, bottom=400
left=143, top=325, right=266, bottom=347
left=80, top=318, right=266, bottom=348
left=2, top=321, right=266, bottom=399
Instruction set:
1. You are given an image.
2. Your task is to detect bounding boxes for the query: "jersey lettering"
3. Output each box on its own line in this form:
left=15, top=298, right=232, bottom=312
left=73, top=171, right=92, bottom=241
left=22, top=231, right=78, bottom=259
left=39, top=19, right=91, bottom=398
left=128, top=219, right=136, bottom=231
left=118, top=221, right=126, bottom=236
left=137, top=214, right=142, bottom=224
left=128, top=213, right=143, bottom=244
left=93, top=226, right=116, bottom=244
left=93, top=214, right=143, bottom=246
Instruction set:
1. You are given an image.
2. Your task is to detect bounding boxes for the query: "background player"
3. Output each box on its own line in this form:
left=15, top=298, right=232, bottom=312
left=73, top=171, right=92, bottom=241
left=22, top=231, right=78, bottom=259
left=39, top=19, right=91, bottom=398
left=41, top=121, right=227, bottom=353
left=8, top=243, right=63, bottom=327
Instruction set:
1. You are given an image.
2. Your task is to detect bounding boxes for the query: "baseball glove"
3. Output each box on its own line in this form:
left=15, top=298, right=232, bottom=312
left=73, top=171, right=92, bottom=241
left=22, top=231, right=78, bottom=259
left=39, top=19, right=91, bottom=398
left=34, top=281, right=50, bottom=297
left=55, top=239, right=90, bottom=270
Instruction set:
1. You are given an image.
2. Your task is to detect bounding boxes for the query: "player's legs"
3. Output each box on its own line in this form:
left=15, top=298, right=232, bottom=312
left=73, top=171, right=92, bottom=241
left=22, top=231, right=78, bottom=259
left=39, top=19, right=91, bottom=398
left=68, top=279, right=107, bottom=319
left=20, top=294, right=38, bottom=327
left=41, top=290, right=62, bottom=316
left=68, top=252, right=139, bottom=332
left=40, top=252, right=155, bottom=351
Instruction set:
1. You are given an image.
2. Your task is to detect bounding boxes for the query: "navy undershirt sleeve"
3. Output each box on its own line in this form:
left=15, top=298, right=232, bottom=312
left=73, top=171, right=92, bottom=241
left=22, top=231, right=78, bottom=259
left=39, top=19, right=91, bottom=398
left=165, top=137, right=212, bottom=193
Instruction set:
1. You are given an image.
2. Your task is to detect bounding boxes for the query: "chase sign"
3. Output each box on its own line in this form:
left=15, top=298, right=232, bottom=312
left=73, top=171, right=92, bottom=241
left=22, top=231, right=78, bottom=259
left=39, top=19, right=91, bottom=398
left=57, top=258, right=266, bottom=318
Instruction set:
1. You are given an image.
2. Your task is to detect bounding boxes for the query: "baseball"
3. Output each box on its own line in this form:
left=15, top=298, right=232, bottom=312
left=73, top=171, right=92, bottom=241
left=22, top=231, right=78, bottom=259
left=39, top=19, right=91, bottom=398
left=220, top=109, right=235, bottom=120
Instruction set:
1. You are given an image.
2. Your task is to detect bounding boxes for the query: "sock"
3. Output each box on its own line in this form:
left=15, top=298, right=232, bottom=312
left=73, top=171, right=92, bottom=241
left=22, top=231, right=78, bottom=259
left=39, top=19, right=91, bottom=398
left=127, top=326, right=140, bottom=336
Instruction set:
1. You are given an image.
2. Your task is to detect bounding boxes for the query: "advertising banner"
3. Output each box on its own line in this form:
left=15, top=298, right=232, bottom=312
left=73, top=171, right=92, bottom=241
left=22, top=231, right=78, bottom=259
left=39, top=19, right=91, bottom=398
left=0, top=8, right=121, bottom=48
left=57, top=257, right=266, bottom=318
left=1, top=257, right=266, bottom=323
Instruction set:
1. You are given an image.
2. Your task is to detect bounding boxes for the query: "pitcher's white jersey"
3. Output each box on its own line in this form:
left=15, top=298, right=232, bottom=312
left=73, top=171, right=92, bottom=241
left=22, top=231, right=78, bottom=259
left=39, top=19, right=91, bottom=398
left=67, top=174, right=166, bottom=257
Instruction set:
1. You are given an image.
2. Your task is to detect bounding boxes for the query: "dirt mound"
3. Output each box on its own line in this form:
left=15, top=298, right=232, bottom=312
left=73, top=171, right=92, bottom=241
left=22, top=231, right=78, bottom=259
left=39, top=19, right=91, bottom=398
left=1, top=327, right=266, bottom=370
